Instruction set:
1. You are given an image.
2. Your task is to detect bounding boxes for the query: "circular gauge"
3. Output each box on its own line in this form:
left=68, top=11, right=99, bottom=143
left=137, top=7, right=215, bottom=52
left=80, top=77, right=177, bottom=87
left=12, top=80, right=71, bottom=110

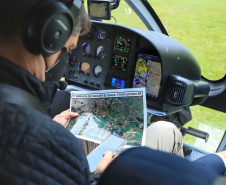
left=98, top=30, right=106, bottom=40
left=79, top=62, right=90, bottom=75
left=82, top=43, right=91, bottom=56
left=93, top=65, right=102, bottom=78
left=69, top=55, right=76, bottom=67
left=95, top=46, right=105, bottom=59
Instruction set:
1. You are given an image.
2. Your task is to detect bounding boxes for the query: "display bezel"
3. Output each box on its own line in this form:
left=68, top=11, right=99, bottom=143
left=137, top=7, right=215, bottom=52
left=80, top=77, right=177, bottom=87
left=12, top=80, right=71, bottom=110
left=87, top=0, right=111, bottom=20
left=133, top=50, right=162, bottom=102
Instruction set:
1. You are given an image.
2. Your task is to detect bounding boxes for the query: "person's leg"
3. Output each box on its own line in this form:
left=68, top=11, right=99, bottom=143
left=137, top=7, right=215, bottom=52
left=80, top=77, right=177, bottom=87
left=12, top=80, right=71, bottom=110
left=145, top=121, right=184, bottom=157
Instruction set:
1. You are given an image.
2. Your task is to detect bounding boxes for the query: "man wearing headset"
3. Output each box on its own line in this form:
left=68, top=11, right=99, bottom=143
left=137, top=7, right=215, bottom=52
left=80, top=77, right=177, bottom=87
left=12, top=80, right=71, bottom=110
left=0, top=0, right=115, bottom=184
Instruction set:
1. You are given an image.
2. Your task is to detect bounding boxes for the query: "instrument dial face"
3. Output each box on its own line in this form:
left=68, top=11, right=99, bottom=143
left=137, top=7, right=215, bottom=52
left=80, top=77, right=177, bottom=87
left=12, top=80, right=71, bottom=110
left=79, top=62, right=90, bottom=75
left=93, top=65, right=102, bottom=78
left=98, top=30, right=106, bottom=40
left=95, top=46, right=105, bottom=59
left=82, top=43, right=91, bottom=56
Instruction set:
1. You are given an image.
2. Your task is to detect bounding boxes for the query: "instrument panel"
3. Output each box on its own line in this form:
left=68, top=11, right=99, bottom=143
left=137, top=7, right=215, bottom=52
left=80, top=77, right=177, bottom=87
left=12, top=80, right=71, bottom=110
left=65, top=21, right=163, bottom=110
left=66, top=21, right=202, bottom=115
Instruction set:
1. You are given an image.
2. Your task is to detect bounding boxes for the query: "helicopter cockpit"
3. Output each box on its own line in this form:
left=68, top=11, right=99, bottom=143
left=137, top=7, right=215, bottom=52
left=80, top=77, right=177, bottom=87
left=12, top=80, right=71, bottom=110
left=64, top=0, right=226, bottom=160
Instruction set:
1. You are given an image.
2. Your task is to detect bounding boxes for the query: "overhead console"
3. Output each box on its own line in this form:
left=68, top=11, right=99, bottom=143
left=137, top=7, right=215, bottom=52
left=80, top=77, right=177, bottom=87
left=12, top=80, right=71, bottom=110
left=65, top=21, right=209, bottom=115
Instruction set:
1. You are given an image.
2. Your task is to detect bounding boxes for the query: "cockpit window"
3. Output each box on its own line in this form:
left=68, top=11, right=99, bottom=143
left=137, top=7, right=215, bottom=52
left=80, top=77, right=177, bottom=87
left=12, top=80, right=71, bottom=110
left=86, top=0, right=225, bottom=80
left=84, top=0, right=147, bottom=30
left=82, top=0, right=225, bottom=153
left=149, top=0, right=226, bottom=152
left=102, top=1, right=147, bottom=30
left=184, top=106, right=225, bottom=153
left=149, top=0, right=225, bottom=81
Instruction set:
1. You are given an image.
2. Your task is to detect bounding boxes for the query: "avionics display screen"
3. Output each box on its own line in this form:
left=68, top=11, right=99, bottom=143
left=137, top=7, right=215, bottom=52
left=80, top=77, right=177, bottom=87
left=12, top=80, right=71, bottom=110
left=111, top=55, right=128, bottom=72
left=88, top=2, right=111, bottom=20
left=113, top=37, right=131, bottom=53
left=112, top=78, right=125, bottom=89
left=133, top=53, right=161, bottom=98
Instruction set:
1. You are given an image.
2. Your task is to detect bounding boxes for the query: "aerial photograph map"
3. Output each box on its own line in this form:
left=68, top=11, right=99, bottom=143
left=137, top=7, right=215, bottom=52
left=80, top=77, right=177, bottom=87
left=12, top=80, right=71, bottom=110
left=66, top=88, right=147, bottom=146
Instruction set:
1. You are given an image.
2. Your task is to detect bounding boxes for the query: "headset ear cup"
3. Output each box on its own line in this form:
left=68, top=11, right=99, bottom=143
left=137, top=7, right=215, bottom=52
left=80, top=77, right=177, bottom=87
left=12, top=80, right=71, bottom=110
left=23, top=0, right=74, bottom=56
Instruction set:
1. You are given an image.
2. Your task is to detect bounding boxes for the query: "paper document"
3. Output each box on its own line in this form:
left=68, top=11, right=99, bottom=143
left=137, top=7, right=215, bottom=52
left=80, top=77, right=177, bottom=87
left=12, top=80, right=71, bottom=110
left=66, top=88, right=147, bottom=146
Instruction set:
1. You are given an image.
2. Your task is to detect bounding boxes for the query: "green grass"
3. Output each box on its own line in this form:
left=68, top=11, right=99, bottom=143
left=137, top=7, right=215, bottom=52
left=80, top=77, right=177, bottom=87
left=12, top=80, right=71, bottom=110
left=101, top=0, right=226, bottom=152
left=148, top=0, right=226, bottom=81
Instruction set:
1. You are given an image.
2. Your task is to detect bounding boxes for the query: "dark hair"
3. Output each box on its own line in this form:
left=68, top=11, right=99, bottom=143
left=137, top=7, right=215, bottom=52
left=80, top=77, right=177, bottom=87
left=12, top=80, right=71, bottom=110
left=0, top=0, right=90, bottom=38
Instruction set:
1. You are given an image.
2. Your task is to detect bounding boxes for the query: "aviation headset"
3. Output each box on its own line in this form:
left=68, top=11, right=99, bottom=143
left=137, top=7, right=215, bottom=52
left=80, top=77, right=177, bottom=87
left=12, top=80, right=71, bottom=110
left=23, top=0, right=83, bottom=57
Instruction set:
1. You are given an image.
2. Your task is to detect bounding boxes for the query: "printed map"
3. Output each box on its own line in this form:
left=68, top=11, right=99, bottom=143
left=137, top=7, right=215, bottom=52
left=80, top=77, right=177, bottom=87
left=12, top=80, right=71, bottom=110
left=67, top=91, right=146, bottom=146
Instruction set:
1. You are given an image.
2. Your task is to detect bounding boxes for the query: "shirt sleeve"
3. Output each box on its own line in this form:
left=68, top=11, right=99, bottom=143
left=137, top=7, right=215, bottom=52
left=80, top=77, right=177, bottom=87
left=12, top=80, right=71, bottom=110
left=214, top=153, right=226, bottom=174
left=194, top=153, right=226, bottom=175
left=90, top=173, right=102, bottom=185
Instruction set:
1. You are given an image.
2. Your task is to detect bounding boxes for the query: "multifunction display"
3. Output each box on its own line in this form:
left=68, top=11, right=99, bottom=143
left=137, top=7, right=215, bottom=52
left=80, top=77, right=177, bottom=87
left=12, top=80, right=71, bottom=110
left=133, top=53, right=162, bottom=98
left=111, top=55, right=128, bottom=71
left=88, top=1, right=111, bottom=20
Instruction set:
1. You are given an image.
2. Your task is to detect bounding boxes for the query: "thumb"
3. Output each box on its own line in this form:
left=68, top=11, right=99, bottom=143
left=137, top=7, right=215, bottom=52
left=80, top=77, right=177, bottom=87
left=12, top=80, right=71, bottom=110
left=103, top=151, right=113, bottom=159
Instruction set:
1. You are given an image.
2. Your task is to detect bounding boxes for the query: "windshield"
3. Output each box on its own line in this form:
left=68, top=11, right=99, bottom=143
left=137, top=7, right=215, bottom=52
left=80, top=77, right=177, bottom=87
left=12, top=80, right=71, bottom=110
left=148, top=0, right=226, bottom=153
left=102, top=1, right=147, bottom=30
left=103, top=0, right=225, bottom=81
left=84, top=0, right=225, bottom=152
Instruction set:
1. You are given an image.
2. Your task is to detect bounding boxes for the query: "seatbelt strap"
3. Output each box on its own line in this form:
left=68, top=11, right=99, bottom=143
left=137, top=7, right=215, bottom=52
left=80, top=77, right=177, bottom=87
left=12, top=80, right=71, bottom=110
left=0, top=83, right=49, bottom=115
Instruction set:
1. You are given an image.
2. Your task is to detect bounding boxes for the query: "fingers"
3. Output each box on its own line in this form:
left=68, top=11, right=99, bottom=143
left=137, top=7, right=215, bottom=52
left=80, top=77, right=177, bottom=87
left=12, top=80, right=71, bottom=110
left=69, top=112, right=79, bottom=117
left=113, top=153, right=119, bottom=159
left=103, top=151, right=113, bottom=158
left=95, top=151, right=115, bottom=174
left=53, top=109, right=79, bottom=127
left=61, top=110, right=79, bottom=118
